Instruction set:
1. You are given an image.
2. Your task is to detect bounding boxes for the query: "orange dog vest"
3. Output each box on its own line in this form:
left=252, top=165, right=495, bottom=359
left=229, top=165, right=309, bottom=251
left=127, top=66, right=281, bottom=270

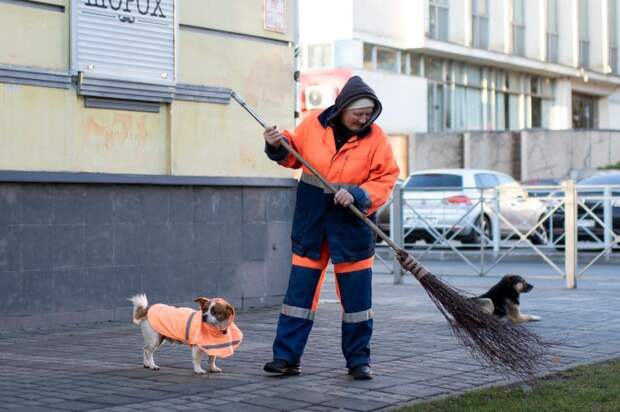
left=147, top=301, right=242, bottom=357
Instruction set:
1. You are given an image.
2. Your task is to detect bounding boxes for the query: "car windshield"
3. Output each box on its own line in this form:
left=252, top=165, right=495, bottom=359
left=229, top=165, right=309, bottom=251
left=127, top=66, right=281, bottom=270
left=579, top=174, right=620, bottom=185
left=405, top=174, right=463, bottom=189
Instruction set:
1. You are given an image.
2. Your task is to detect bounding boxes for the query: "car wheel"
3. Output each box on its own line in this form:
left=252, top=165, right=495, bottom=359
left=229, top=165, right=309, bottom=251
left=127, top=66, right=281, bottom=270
left=528, top=222, right=548, bottom=245
left=463, top=215, right=492, bottom=246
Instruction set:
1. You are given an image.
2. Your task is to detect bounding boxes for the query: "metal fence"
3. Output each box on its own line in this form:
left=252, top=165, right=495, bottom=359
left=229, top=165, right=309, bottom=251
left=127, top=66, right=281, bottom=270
left=376, top=181, right=620, bottom=288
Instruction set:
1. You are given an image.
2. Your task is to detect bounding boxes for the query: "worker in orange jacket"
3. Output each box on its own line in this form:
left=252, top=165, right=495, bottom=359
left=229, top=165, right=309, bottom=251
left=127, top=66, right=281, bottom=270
left=262, top=76, right=400, bottom=380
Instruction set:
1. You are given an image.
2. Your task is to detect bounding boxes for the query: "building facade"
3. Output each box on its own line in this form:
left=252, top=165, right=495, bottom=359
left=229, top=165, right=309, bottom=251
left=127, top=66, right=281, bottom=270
left=0, top=0, right=298, bottom=329
left=298, top=0, right=620, bottom=135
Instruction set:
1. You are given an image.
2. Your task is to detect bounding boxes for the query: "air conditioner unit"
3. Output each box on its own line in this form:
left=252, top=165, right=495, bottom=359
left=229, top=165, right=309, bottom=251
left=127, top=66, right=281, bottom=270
left=305, top=84, right=337, bottom=110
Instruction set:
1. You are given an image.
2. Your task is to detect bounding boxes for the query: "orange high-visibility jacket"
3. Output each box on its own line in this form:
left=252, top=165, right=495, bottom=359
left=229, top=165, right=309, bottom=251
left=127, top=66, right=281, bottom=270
left=147, top=301, right=242, bottom=357
left=278, top=110, right=399, bottom=217
left=266, top=106, right=400, bottom=263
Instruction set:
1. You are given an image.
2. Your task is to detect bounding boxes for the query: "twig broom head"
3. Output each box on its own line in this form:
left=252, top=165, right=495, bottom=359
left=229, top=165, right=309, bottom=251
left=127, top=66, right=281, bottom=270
left=400, top=250, right=551, bottom=380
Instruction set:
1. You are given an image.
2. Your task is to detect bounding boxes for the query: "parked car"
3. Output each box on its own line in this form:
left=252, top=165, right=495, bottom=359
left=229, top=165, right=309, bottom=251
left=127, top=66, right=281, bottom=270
left=550, top=172, right=620, bottom=243
left=378, top=169, right=548, bottom=245
left=522, top=178, right=562, bottom=199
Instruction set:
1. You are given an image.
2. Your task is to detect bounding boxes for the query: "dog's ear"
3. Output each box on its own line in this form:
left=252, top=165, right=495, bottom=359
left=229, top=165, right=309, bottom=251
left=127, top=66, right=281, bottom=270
left=193, top=297, right=210, bottom=312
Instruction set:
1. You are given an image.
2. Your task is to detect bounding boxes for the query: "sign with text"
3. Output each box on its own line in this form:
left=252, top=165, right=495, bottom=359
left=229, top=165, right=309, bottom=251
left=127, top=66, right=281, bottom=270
left=264, top=0, right=286, bottom=33
left=72, top=0, right=175, bottom=83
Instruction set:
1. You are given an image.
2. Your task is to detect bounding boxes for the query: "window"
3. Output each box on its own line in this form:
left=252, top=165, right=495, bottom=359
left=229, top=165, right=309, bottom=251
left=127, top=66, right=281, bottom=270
left=401, top=53, right=423, bottom=76
left=475, top=174, right=499, bottom=189
left=376, top=47, right=398, bottom=72
left=572, top=93, right=598, bottom=128
left=426, top=56, right=445, bottom=81
left=428, top=83, right=447, bottom=131
left=363, top=43, right=374, bottom=70
left=609, top=0, right=618, bottom=74
left=530, top=77, right=543, bottom=128
left=546, top=0, right=559, bottom=63
left=429, top=0, right=449, bottom=41
left=497, top=174, right=516, bottom=185
left=472, top=0, right=489, bottom=49
left=406, top=174, right=463, bottom=189
left=422, top=55, right=553, bottom=132
left=306, top=44, right=332, bottom=68
left=578, top=0, right=590, bottom=68
left=512, top=0, right=526, bottom=56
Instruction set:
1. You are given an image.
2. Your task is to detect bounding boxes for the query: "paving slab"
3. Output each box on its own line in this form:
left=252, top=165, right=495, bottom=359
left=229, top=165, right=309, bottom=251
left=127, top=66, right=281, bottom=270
left=1, top=270, right=620, bottom=411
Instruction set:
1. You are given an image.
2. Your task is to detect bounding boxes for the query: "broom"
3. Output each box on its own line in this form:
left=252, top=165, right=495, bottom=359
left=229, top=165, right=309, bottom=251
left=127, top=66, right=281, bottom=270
left=230, top=91, right=551, bottom=379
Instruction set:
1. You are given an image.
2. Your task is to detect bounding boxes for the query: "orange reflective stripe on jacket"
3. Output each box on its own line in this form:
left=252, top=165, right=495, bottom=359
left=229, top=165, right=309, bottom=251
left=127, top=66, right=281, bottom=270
left=280, top=110, right=399, bottom=215
left=147, top=302, right=243, bottom=358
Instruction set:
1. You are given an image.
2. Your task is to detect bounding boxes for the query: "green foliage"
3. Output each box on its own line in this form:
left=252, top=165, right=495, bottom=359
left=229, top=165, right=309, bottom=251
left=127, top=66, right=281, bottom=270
left=399, top=360, right=620, bottom=412
left=598, top=161, right=620, bottom=170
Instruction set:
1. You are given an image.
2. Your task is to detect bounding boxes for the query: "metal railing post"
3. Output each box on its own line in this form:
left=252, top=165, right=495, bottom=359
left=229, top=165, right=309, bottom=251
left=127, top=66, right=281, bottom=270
left=604, top=186, right=612, bottom=261
left=492, top=190, right=501, bottom=257
left=391, top=183, right=404, bottom=284
left=563, top=180, right=577, bottom=289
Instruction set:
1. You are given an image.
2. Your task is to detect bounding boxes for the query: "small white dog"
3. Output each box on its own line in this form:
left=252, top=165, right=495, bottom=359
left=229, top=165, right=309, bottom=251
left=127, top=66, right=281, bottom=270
left=129, top=294, right=240, bottom=375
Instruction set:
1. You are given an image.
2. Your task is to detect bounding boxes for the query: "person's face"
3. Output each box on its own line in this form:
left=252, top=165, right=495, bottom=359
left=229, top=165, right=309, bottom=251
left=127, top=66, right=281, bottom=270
left=341, top=107, right=374, bottom=132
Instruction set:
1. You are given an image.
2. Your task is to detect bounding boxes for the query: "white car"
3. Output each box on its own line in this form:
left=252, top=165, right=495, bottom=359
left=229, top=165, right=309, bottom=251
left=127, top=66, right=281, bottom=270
left=399, top=169, right=547, bottom=245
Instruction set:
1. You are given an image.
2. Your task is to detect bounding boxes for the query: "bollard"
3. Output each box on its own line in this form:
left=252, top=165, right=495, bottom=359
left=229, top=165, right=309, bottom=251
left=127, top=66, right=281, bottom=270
left=604, top=186, right=612, bottom=260
left=563, top=180, right=577, bottom=289
left=391, top=183, right=404, bottom=284
left=492, top=190, right=501, bottom=257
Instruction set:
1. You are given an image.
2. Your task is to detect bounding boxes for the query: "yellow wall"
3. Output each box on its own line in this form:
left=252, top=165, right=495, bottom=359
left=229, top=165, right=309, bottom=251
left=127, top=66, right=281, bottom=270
left=0, top=83, right=169, bottom=174
left=0, top=0, right=296, bottom=178
left=173, top=27, right=295, bottom=177
left=0, top=1, right=68, bottom=70
left=179, top=0, right=294, bottom=43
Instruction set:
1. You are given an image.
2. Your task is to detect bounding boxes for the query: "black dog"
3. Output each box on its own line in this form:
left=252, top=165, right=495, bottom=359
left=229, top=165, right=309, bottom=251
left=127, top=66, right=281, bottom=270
left=474, top=274, right=540, bottom=324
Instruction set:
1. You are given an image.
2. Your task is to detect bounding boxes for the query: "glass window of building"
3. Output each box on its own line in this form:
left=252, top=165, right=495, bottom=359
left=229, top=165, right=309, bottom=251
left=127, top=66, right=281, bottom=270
left=363, top=43, right=375, bottom=70
left=546, top=0, right=559, bottom=63
left=376, top=47, right=399, bottom=72
left=573, top=93, right=598, bottom=128
left=578, top=0, right=590, bottom=68
left=426, top=56, right=445, bottom=81
left=306, top=44, right=332, bottom=68
left=609, top=0, right=618, bottom=74
left=429, top=0, right=449, bottom=41
left=512, top=0, right=526, bottom=56
left=472, top=0, right=489, bottom=49
left=402, top=53, right=423, bottom=76
left=423, top=55, right=553, bottom=132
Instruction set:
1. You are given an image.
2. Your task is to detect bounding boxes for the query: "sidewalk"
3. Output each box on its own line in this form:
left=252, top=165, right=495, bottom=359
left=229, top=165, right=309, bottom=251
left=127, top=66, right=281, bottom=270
left=1, top=271, right=619, bottom=411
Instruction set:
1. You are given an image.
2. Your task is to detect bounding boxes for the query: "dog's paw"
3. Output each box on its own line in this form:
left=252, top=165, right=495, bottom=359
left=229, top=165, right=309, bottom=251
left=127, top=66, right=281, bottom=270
left=150, top=365, right=160, bottom=371
left=529, top=315, right=541, bottom=322
left=209, top=365, right=222, bottom=373
left=193, top=368, right=207, bottom=375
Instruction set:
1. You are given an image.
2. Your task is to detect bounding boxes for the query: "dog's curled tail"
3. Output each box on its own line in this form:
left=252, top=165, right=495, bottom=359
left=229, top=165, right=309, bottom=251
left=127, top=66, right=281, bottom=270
left=128, top=293, right=149, bottom=325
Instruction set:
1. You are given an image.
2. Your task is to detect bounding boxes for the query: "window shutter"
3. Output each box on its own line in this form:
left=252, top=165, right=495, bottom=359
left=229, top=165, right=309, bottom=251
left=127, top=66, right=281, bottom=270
left=72, top=0, right=175, bottom=84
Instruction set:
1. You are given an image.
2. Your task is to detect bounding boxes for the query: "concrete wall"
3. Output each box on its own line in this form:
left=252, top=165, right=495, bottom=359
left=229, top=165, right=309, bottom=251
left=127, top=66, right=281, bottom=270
left=466, top=132, right=515, bottom=176
left=524, top=130, right=620, bottom=179
left=0, top=178, right=295, bottom=330
left=409, top=130, right=620, bottom=180
left=409, top=132, right=463, bottom=171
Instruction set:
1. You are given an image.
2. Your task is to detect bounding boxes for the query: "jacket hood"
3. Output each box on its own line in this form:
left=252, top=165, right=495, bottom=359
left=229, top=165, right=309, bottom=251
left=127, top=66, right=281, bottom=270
left=319, top=76, right=382, bottom=133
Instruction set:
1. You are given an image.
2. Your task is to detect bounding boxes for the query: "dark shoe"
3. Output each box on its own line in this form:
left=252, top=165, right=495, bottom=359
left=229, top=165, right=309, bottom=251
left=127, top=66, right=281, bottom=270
left=263, top=359, right=301, bottom=375
left=348, top=364, right=373, bottom=380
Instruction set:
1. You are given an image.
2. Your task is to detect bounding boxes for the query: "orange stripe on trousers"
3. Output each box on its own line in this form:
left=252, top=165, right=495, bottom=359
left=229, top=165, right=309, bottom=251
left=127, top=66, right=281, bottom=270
left=292, top=243, right=330, bottom=312
left=334, top=256, right=374, bottom=273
